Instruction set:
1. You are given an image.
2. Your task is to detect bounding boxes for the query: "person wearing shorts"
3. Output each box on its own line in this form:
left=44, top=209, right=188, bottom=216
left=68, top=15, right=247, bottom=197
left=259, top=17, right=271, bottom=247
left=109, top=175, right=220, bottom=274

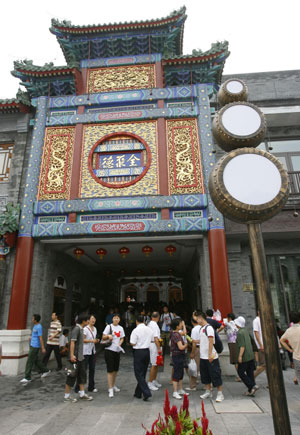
left=170, top=318, right=189, bottom=400
left=147, top=312, right=162, bottom=391
left=193, top=311, right=224, bottom=403
left=102, top=313, right=125, bottom=398
left=64, top=313, right=93, bottom=403
left=253, top=312, right=266, bottom=379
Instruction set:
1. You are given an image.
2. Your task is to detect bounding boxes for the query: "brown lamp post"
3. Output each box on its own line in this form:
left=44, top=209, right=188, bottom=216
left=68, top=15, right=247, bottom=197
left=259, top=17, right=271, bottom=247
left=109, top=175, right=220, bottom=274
left=209, top=79, right=292, bottom=435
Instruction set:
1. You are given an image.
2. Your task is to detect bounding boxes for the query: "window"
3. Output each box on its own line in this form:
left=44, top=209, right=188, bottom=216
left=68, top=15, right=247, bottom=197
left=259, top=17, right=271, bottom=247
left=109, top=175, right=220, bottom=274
left=258, top=139, right=300, bottom=194
left=0, top=144, right=13, bottom=182
left=258, top=140, right=300, bottom=171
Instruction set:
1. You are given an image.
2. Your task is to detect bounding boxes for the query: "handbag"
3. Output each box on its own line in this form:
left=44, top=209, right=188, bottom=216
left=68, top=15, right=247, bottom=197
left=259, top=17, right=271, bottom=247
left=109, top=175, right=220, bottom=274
left=100, top=324, right=113, bottom=350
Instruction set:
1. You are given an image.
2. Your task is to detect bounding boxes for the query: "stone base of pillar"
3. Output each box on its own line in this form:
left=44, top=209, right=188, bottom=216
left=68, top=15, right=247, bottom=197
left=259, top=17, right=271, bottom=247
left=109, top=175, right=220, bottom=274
left=0, top=329, right=30, bottom=375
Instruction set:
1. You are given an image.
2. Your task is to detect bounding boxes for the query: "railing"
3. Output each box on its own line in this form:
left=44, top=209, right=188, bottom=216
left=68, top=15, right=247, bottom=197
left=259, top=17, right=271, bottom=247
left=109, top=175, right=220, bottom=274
left=288, top=171, right=300, bottom=195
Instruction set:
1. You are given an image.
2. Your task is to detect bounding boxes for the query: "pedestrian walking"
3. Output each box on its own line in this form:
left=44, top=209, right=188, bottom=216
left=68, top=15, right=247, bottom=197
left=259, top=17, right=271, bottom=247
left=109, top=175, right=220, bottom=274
left=130, top=314, right=153, bottom=401
left=253, top=311, right=266, bottom=379
left=188, top=316, right=201, bottom=391
left=280, top=311, right=300, bottom=385
left=224, top=313, right=239, bottom=381
left=42, top=312, right=62, bottom=371
left=147, top=311, right=162, bottom=391
left=20, top=314, right=50, bottom=383
left=193, top=311, right=224, bottom=402
left=170, top=317, right=189, bottom=399
left=160, top=305, right=174, bottom=357
left=83, top=315, right=100, bottom=393
left=235, top=316, right=257, bottom=396
left=102, top=313, right=125, bottom=398
left=64, top=313, right=93, bottom=402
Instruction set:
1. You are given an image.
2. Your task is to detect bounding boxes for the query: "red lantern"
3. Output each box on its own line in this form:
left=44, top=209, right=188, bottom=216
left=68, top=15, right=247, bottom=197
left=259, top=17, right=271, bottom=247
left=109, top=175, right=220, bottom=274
left=74, top=247, right=84, bottom=260
left=165, top=245, right=176, bottom=257
left=142, top=245, right=153, bottom=257
left=96, top=248, right=107, bottom=260
left=119, top=246, right=130, bottom=259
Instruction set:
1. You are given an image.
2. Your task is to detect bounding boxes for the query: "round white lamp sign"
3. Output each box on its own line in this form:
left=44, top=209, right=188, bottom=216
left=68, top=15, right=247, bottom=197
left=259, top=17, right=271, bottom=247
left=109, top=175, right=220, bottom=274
left=209, top=148, right=289, bottom=223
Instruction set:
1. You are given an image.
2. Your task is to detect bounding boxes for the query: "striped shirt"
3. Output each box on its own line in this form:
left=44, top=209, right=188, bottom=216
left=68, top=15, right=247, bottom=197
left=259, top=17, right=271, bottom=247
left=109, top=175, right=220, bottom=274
left=47, top=320, right=62, bottom=345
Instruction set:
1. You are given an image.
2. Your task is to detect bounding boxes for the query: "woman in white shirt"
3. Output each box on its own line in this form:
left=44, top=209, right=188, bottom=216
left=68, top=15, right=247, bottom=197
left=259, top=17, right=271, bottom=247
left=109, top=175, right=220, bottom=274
left=83, top=315, right=100, bottom=393
left=102, top=313, right=125, bottom=398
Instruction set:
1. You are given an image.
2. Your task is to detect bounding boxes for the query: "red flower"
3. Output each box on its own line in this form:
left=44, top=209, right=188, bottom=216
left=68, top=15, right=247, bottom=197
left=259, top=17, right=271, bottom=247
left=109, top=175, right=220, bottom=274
left=201, top=400, right=209, bottom=434
left=193, top=420, right=199, bottom=430
left=175, top=420, right=182, bottom=435
left=182, top=394, right=189, bottom=417
left=151, top=418, right=159, bottom=434
left=170, top=405, right=179, bottom=422
left=164, top=389, right=171, bottom=422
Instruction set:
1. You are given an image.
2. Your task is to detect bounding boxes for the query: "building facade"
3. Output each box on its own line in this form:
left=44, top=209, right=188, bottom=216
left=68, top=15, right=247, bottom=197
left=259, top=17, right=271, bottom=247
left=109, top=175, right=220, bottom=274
left=0, top=7, right=299, bottom=374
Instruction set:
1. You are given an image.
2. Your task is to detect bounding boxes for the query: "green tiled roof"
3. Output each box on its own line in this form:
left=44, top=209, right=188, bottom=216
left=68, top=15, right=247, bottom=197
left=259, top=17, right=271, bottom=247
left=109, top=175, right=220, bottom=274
left=0, top=89, right=32, bottom=113
left=50, top=7, right=186, bottom=65
left=50, top=7, right=186, bottom=33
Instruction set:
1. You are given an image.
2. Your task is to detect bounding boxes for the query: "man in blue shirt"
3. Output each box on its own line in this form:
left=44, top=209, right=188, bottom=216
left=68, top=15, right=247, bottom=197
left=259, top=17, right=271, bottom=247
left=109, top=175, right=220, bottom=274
left=20, top=314, right=51, bottom=383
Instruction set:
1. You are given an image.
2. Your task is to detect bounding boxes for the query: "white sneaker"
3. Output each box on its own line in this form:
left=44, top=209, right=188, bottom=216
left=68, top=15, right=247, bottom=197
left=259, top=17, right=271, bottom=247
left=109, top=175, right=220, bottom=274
left=173, top=392, right=182, bottom=400
left=20, top=378, right=31, bottom=383
left=186, top=387, right=196, bottom=391
left=108, top=388, right=114, bottom=398
left=92, top=388, right=98, bottom=393
left=148, top=382, right=158, bottom=391
left=153, top=380, right=162, bottom=388
left=178, top=389, right=189, bottom=396
left=41, top=370, right=51, bottom=378
left=216, top=392, right=224, bottom=402
left=200, top=390, right=213, bottom=399
left=113, top=386, right=120, bottom=392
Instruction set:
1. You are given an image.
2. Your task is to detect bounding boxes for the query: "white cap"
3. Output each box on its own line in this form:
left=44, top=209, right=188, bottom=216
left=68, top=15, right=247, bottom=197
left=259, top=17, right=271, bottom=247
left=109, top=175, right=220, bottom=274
left=235, top=316, right=246, bottom=328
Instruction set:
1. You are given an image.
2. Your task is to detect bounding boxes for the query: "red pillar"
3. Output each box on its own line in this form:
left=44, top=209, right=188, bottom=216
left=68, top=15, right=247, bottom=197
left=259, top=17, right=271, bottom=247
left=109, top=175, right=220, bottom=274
left=208, top=228, right=232, bottom=317
left=7, top=237, right=34, bottom=329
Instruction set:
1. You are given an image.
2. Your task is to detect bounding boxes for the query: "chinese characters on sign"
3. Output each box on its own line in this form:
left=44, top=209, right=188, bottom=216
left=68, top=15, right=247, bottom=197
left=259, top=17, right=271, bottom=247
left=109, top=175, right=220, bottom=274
left=99, top=152, right=141, bottom=169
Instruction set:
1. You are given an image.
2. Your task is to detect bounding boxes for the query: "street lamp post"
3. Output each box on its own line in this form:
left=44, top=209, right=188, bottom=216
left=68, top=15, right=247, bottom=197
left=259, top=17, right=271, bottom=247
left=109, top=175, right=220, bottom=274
left=209, top=79, right=292, bottom=435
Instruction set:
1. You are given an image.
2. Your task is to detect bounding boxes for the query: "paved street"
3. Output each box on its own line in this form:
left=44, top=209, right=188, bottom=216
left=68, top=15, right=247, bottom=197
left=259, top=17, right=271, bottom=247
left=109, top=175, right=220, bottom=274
left=0, top=351, right=299, bottom=435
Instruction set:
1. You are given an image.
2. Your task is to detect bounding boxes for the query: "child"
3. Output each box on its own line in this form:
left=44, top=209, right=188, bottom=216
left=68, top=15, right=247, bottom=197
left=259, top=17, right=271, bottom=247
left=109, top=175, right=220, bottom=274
left=170, top=318, right=189, bottom=400
left=59, top=329, right=69, bottom=356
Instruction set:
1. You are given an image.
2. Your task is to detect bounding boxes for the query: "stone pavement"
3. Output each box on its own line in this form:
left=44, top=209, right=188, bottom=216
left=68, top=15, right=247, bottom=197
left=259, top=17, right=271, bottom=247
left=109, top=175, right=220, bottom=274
left=0, top=351, right=299, bottom=435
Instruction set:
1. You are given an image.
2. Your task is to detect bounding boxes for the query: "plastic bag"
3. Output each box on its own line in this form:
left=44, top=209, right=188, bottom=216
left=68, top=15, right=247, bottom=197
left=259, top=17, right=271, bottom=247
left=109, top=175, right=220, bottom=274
left=188, top=359, right=197, bottom=378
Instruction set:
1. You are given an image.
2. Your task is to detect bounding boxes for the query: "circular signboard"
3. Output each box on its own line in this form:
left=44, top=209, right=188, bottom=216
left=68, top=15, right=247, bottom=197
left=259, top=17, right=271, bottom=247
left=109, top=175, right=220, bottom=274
left=88, top=132, right=151, bottom=189
left=212, top=102, right=266, bottom=152
left=208, top=148, right=289, bottom=223
left=218, top=78, right=248, bottom=107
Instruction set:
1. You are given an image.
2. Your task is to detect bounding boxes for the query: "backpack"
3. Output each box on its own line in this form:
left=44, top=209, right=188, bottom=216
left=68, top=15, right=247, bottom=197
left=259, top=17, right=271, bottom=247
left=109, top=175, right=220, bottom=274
left=204, top=325, right=224, bottom=354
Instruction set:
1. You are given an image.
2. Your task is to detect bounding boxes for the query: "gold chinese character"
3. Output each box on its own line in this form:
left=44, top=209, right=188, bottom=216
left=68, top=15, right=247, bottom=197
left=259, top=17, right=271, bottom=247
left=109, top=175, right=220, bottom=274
left=102, top=156, right=114, bottom=169
left=127, top=154, right=141, bottom=167
left=116, top=155, right=126, bottom=168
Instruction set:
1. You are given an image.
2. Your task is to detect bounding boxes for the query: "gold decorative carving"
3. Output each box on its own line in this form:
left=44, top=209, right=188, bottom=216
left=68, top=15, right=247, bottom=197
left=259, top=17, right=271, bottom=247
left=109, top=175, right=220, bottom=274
left=87, top=65, right=156, bottom=94
left=38, top=127, right=75, bottom=200
left=166, top=119, right=204, bottom=195
left=80, top=121, right=158, bottom=198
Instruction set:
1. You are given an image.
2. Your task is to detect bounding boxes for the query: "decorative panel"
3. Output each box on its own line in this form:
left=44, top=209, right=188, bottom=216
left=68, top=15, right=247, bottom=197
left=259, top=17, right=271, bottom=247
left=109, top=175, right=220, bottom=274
left=166, top=118, right=204, bottom=195
left=80, top=121, right=158, bottom=198
left=38, top=127, right=75, bottom=200
left=87, top=64, right=156, bottom=94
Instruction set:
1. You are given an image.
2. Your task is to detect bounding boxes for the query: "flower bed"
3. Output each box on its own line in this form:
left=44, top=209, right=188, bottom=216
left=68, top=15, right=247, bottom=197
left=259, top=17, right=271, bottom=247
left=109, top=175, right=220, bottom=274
left=143, top=389, right=213, bottom=434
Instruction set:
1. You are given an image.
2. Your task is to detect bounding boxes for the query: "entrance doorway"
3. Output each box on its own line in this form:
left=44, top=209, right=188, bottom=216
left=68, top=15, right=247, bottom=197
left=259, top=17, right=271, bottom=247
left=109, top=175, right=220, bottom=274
left=146, top=285, right=160, bottom=305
